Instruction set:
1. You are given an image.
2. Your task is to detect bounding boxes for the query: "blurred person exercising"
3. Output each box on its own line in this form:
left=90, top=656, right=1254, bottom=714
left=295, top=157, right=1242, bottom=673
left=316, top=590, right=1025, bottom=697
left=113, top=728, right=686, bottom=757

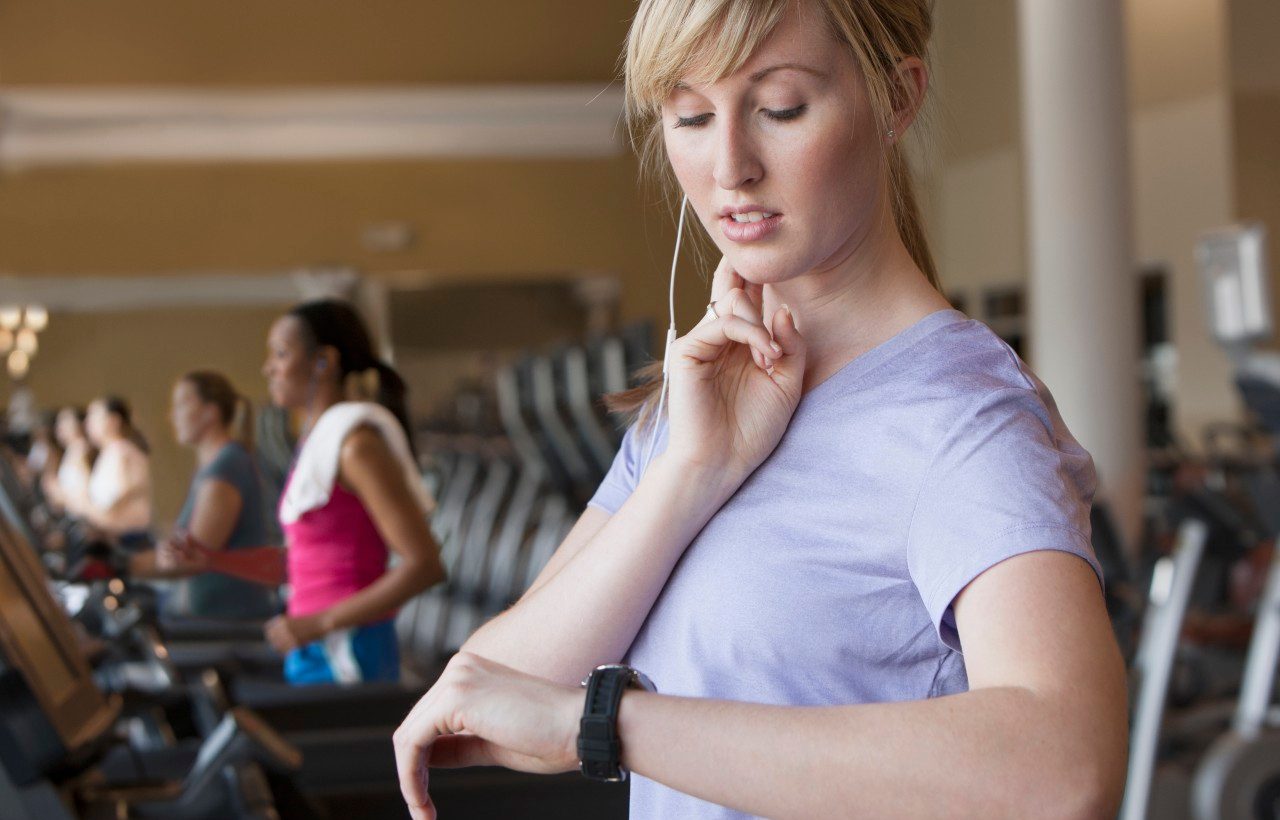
left=133, top=371, right=279, bottom=620
left=80, top=396, right=152, bottom=549
left=170, top=300, right=445, bottom=684
left=46, top=406, right=93, bottom=516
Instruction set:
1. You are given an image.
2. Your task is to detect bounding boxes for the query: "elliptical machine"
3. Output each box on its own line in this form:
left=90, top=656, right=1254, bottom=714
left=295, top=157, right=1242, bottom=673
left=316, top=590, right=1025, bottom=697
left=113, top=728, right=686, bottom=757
left=1185, top=226, right=1280, bottom=818
left=1120, top=224, right=1280, bottom=820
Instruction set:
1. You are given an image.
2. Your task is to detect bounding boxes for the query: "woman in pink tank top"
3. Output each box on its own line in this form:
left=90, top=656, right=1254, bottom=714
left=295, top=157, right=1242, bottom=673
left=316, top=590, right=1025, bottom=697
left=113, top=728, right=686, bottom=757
left=169, top=300, right=445, bottom=685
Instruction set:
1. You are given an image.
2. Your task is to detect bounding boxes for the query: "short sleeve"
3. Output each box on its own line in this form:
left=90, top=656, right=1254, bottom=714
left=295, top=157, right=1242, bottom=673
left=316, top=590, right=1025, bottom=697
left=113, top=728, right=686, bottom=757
left=586, top=421, right=665, bottom=515
left=907, top=386, right=1103, bottom=652
left=206, top=445, right=251, bottom=492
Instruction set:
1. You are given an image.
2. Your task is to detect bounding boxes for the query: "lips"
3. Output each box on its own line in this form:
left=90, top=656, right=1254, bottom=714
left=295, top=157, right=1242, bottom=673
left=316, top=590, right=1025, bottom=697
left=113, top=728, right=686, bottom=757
left=719, top=211, right=783, bottom=243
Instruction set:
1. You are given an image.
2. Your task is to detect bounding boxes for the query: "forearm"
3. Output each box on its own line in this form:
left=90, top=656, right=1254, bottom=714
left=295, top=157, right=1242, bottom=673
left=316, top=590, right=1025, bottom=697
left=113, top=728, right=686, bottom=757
left=314, top=560, right=440, bottom=633
left=128, top=549, right=191, bottom=579
left=462, top=454, right=740, bottom=685
left=205, top=546, right=287, bottom=586
left=617, top=687, right=1122, bottom=819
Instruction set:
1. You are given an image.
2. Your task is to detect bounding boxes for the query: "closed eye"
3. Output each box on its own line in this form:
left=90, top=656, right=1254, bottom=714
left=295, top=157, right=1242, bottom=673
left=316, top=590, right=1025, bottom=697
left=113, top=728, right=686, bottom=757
left=674, top=113, right=712, bottom=129
left=764, top=104, right=807, bottom=122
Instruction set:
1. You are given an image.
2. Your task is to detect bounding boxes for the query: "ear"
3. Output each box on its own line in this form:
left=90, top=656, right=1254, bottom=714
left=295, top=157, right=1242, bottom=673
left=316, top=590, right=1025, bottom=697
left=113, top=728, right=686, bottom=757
left=315, top=347, right=339, bottom=376
left=887, top=56, right=929, bottom=143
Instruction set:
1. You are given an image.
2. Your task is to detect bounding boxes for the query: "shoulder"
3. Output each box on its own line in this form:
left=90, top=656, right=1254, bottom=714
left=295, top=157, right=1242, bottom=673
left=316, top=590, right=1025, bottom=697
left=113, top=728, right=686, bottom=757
left=208, top=442, right=255, bottom=480
left=912, top=316, right=1037, bottom=395
left=339, top=423, right=396, bottom=470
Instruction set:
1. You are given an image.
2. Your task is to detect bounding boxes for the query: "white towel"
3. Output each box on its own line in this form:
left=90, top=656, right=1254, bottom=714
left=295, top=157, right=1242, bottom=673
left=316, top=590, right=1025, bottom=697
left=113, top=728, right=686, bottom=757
left=279, top=401, right=434, bottom=525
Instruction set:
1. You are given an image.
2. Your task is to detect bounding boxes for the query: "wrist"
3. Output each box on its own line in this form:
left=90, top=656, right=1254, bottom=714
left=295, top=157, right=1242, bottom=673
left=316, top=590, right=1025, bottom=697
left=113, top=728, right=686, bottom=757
left=647, top=453, right=745, bottom=507
left=316, top=610, right=339, bottom=635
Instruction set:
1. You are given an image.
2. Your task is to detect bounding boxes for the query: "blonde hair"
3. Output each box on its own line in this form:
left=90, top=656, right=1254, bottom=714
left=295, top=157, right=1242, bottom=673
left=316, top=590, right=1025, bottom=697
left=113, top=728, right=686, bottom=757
left=607, top=0, right=938, bottom=421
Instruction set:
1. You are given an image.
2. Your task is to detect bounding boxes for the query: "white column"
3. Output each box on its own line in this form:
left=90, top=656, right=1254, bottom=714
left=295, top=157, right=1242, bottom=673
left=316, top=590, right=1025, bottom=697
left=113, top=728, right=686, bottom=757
left=1018, top=0, right=1145, bottom=550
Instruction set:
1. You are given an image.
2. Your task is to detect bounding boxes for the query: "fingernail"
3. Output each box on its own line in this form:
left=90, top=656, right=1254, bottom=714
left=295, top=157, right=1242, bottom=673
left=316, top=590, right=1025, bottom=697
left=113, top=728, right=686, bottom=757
left=770, top=341, right=783, bottom=355
left=764, top=357, right=775, bottom=368
left=783, top=304, right=800, bottom=333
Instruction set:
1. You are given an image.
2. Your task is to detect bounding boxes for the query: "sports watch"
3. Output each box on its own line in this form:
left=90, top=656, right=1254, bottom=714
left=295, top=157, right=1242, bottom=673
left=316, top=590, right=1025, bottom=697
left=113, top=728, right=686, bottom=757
left=577, top=664, right=656, bottom=782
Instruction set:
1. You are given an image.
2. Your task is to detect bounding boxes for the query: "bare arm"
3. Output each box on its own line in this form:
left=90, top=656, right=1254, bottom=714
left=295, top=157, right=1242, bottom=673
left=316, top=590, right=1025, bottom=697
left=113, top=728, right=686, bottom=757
left=132, top=478, right=242, bottom=579
left=612, top=551, right=1127, bottom=818
left=306, top=427, right=446, bottom=634
left=399, top=551, right=1127, bottom=819
left=606, top=552, right=1128, bottom=818
left=460, top=453, right=741, bottom=686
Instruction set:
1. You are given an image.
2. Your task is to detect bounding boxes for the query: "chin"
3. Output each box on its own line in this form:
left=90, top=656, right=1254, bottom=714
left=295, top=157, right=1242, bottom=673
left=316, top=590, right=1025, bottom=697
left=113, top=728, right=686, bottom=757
left=724, top=248, right=810, bottom=286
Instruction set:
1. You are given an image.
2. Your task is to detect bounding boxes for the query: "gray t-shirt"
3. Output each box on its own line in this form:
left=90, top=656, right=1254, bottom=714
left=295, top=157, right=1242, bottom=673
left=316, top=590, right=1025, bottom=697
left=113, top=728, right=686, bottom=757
left=177, top=441, right=278, bottom=619
left=587, top=309, right=1102, bottom=820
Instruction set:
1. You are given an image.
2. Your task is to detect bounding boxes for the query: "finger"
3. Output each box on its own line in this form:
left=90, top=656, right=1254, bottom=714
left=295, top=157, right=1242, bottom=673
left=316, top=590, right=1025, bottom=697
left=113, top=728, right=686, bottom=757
left=394, top=727, right=435, bottom=817
left=719, top=287, right=764, bottom=327
left=394, top=684, right=453, bottom=814
left=767, top=304, right=807, bottom=384
left=678, top=314, right=783, bottom=368
left=700, top=285, right=764, bottom=335
left=708, top=256, right=744, bottom=304
left=743, top=280, right=765, bottom=317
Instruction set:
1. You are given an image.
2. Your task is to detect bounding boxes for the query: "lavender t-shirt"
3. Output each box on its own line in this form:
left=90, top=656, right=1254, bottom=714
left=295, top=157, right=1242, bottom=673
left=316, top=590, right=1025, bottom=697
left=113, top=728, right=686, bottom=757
left=586, top=309, right=1102, bottom=820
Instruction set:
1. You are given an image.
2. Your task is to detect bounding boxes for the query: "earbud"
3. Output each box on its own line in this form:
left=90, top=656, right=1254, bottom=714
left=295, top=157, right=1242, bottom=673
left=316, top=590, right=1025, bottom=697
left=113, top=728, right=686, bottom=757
left=315, top=359, right=328, bottom=374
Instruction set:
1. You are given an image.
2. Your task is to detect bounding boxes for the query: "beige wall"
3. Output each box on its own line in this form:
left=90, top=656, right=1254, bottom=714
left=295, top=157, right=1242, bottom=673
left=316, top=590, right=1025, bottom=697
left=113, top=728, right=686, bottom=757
left=0, top=305, right=287, bottom=529
left=1230, top=0, right=1280, bottom=342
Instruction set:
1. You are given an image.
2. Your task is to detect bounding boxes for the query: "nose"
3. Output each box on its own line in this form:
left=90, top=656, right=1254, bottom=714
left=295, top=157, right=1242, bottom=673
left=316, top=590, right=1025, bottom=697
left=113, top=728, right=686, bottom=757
left=712, top=115, right=763, bottom=191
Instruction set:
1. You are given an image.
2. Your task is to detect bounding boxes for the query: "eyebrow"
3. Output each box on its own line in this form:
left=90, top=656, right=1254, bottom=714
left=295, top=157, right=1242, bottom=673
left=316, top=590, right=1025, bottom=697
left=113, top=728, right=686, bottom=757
left=673, top=62, right=828, bottom=91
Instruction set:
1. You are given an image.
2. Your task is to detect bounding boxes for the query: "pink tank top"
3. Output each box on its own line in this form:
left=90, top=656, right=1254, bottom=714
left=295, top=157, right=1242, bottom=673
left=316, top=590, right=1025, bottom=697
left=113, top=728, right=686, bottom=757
left=281, top=475, right=392, bottom=620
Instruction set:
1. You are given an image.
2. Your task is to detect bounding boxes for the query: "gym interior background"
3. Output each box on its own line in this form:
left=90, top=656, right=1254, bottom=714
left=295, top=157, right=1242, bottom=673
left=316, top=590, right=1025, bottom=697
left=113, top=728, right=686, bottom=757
left=1, top=0, right=1276, bottom=524
left=0, top=1, right=1278, bottom=818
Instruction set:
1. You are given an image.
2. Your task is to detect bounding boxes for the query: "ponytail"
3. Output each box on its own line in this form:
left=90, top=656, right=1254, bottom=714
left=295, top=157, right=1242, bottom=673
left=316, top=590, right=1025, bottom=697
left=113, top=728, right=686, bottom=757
left=181, top=370, right=254, bottom=450
left=99, top=394, right=149, bottom=455
left=289, top=299, right=416, bottom=455
left=230, top=395, right=255, bottom=450
left=887, top=144, right=939, bottom=290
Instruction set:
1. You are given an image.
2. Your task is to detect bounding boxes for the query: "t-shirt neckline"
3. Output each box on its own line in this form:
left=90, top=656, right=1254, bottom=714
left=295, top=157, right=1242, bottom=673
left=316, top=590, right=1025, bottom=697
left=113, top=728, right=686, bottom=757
left=802, top=308, right=967, bottom=402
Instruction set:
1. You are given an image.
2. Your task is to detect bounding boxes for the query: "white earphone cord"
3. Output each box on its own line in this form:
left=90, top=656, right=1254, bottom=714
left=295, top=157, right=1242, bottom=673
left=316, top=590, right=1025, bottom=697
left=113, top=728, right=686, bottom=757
left=643, top=194, right=689, bottom=469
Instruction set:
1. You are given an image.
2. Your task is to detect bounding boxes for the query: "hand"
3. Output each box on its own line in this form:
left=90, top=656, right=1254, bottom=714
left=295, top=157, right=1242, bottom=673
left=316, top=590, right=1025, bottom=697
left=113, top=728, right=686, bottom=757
left=394, top=652, right=582, bottom=820
left=264, top=613, right=326, bottom=654
left=156, top=531, right=210, bottom=573
left=665, top=256, right=807, bottom=478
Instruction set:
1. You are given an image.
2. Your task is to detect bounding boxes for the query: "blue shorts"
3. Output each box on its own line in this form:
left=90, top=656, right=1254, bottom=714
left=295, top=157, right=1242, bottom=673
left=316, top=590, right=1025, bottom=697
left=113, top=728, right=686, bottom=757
left=283, top=619, right=400, bottom=686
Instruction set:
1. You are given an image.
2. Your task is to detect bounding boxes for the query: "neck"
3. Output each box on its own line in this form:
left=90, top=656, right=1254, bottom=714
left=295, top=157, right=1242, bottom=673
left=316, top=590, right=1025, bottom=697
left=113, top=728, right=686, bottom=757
left=196, top=429, right=232, bottom=465
left=762, top=203, right=950, bottom=393
left=303, top=383, right=343, bottom=436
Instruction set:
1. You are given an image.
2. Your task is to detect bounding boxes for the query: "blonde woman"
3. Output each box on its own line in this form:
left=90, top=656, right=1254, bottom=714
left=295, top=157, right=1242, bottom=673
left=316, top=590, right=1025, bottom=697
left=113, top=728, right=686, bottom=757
left=393, top=2, right=1128, bottom=818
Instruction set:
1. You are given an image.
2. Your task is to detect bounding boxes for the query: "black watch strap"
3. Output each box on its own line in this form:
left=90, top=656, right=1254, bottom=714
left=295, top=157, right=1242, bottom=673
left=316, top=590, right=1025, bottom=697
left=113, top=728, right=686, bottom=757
left=578, top=665, right=652, bottom=782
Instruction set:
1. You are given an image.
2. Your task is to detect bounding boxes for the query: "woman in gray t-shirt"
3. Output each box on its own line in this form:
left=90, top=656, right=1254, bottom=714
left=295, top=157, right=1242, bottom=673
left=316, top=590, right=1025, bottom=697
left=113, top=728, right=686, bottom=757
left=392, top=1, right=1128, bottom=817
left=132, top=371, right=277, bottom=620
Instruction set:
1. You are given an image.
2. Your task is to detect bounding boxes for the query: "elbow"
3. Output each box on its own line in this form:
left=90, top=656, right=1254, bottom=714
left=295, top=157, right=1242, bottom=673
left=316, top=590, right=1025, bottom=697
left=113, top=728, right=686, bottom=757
left=1018, top=747, right=1126, bottom=820
left=403, top=554, right=447, bottom=594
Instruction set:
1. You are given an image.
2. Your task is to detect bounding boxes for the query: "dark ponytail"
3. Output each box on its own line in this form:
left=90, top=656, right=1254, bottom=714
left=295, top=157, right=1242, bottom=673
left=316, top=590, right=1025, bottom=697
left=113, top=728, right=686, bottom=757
left=100, top=394, right=149, bottom=455
left=288, top=299, right=414, bottom=453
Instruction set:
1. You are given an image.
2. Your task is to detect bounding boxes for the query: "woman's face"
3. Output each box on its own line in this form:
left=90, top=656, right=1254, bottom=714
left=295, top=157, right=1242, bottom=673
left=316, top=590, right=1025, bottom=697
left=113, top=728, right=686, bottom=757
left=55, top=409, right=81, bottom=447
left=661, top=5, right=885, bottom=286
left=262, top=316, right=316, bottom=409
left=84, top=400, right=117, bottom=446
left=170, top=380, right=216, bottom=447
